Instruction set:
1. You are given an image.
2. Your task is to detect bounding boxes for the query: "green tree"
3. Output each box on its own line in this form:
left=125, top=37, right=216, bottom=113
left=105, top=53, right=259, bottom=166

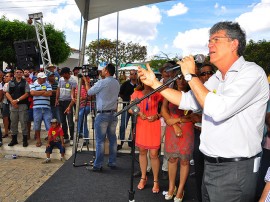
left=244, top=39, right=270, bottom=75
left=86, top=39, right=147, bottom=65
left=0, top=16, right=71, bottom=67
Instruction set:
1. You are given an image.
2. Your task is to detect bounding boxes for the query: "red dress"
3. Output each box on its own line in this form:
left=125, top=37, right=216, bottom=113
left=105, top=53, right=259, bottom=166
left=131, top=90, right=163, bottom=149
left=165, top=102, right=194, bottom=160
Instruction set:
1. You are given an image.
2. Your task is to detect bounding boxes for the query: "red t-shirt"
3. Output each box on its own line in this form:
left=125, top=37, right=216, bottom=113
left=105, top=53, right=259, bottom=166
left=48, top=126, right=64, bottom=142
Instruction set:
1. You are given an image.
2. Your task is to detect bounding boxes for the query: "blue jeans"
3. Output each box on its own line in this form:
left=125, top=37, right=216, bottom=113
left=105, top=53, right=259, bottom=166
left=119, top=110, right=131, bottom=141
left=77, top=106, right=90, bottom=138
left=94, top=112, right=118, bottom=168
left=33, top=108, right=52, bottom=131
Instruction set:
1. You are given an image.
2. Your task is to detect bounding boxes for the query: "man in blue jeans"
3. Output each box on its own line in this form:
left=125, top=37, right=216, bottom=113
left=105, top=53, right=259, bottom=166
left=84, top=63, right=120, bottom=171
left=118, top=70, right=137, bottom=150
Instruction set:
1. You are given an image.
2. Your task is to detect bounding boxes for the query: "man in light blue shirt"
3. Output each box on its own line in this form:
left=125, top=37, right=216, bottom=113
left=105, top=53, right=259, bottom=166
left=84, top=63, right=120, bottom=171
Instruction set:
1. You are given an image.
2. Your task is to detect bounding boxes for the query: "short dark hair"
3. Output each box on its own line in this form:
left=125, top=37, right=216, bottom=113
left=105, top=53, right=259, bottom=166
left=105, top=63, right=115, bottom=76
left=210, top=21, right=246, bottom=56
left=60, top=67, right=70, bottom=75
left=200, top=62, right=216, bottom=71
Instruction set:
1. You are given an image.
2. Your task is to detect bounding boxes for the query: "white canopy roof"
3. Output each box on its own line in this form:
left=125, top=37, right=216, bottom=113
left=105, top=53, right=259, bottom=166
left=75, top=0, right=170, bottom=21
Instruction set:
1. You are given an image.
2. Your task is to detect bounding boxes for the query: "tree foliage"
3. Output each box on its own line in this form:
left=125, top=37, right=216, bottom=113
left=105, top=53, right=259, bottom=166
left=0, top=16, right=71, bottom=67
left=86, top=39, right=147, bottom=65
left=244, top=39, right=270, bottom=75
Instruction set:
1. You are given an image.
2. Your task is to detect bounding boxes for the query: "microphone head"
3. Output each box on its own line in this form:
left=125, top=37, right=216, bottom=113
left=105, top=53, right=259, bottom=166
left=195, top=54, right=205, bottom=63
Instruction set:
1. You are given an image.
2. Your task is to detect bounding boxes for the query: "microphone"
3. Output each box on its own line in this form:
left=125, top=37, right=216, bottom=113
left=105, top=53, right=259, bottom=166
left=165, top=54, right=205, bottom=72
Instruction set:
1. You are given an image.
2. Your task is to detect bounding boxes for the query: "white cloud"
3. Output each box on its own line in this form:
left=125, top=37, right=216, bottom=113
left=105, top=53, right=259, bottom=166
left=236, top=0, right=270, bottom=41
left=173, top=28, right=209, bottom=56
left=214, top=3, right=219, bottom=9
left=87, top=5, right=162, bottom=45
left=167, top=3, right=188, bottom=17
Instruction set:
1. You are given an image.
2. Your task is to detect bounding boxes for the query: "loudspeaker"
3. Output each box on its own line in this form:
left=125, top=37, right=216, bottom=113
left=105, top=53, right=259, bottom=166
left=14, top=42, right=26, bottom=56
left=16, top=55, right=34, bottom=69
left=14, top=40, right=37, bottom=56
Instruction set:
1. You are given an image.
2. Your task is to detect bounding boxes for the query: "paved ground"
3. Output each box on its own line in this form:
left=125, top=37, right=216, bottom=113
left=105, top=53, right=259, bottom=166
left=0, top=153, right=63, bottom=202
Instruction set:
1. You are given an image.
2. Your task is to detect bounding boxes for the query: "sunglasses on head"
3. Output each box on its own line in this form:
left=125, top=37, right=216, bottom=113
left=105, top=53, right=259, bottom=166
left=200, top=71, right=214, bottom=76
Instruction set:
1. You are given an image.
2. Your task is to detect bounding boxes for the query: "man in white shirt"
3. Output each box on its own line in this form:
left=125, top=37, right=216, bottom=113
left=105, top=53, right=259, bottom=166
left=138, top=21, right=269, bottom=202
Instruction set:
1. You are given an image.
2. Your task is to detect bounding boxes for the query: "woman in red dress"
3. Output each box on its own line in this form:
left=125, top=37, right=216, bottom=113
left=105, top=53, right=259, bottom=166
left=161, top=76, right=194, bottom=202
left=129, top=79, right=163, bottom=193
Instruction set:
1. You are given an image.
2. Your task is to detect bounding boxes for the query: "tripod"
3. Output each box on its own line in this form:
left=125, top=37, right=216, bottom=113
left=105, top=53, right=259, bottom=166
left=115, top=72, right=181, bottom=202
left=73, top=75, right=96, bottom=167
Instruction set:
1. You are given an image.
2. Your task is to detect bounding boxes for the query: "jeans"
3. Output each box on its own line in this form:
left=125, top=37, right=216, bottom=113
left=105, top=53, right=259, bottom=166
left=77, top=106, right=90, bottom=138
left=94, top=112, right=118, bottom=168
left=33, top=108, right=52, bottom=131
left=59, top=101, right=74, bottom=140
left=51, top=106, right=61, bottom=123
left=119, top=110, right=131, bottom=141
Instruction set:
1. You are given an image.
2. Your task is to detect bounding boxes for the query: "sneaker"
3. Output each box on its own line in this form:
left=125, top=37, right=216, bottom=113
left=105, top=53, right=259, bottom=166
left=42, top=158, right=51, bottom=164
left=190, top=159, right=194, bottom=166
left=70, top=140, right=73, bottom=146
left=60, top=157, right=66, bottom=162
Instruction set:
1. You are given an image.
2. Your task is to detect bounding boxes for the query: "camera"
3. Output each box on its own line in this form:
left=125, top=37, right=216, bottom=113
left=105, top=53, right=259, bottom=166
left=81, top=64, right=98, bottom=78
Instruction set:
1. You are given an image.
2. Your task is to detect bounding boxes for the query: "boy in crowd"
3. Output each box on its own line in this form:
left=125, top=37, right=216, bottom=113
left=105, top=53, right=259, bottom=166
left=42, top=119, right=65, bottom=163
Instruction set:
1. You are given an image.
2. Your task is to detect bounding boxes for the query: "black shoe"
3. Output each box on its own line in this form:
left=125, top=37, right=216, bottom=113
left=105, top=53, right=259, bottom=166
left=161, top=170, right=168, bottom=180
left=117, top=145, right=122, bottom=151
left=133, top=170, right=141, bottom=177
left=0, top=141, right=2, bottom=147
left=23, top=141, right=28, bottom=147
left=86, top=166, right=102, bottom=172
left=107, top=163, right=117, bottom=169
left=8, top=140, right=18, bottom=146
left=92, top=166, right=103, bottom=172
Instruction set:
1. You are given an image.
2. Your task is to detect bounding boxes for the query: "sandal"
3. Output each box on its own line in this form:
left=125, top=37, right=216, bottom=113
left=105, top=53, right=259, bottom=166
left=36, top=142, right=42, bottom=147
left=137, top=176, right=147, bottom=190
left=152, top=180, right=160, bottom=194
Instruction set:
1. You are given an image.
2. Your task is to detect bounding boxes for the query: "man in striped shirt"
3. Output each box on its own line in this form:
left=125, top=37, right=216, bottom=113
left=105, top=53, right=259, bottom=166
left=30, top=72, right=52, bottom=147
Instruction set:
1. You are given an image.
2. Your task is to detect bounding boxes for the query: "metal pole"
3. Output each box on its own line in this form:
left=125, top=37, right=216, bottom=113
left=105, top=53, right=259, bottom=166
left=73, top=0, right=90, bottom=154
left=116, top=12, right=119, bottom=79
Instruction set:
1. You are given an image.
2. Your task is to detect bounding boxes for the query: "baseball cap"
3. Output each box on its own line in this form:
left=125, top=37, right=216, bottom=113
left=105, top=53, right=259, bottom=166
left=50, top=118, right=58, bottom=123
left=37, top=72, right=47, bottom=78
left=48, top=72, right=55, bottom=77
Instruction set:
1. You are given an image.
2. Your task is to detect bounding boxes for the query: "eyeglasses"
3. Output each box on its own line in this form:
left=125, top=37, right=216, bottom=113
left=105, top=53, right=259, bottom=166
left=200, top=71, right=214, bottom=76
left=208, top=36, right=231, bottom=44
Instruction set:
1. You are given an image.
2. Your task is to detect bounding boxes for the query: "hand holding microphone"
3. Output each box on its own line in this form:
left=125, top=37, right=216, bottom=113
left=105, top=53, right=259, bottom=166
left=165, top=54, right=205, bottom=75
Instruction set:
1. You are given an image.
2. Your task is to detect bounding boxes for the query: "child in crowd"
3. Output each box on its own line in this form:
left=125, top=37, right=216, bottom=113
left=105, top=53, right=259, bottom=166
left=42, top=119, right=65, bottom=163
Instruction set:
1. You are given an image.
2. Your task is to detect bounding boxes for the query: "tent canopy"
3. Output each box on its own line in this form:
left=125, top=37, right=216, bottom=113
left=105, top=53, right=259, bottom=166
left=75, top=0, right=170, bottom=21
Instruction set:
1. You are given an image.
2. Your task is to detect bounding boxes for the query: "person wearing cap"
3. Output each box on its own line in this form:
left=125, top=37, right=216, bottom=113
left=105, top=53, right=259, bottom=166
left=5, top=68, right=30, bottom=147
left=47, top=72, right=60, bottom=122
left=30, top=72, right=52, bottom=147
left=42, top=118, right=65, bottom=163
left=84, top=63, right=120, bottom=172
left=47, top=64, right=60, bottom=81
left=56, top=67, right=77, bottom=145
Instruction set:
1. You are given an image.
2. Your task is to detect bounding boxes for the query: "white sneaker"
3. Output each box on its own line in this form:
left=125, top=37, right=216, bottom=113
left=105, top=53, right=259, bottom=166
left=190, top=159, right=194, bottom=166
left=60, top=157, right=66, bottom=162
left=42, top=158, right=51, bottom=164
left=70, top=140, right=73, bottom=146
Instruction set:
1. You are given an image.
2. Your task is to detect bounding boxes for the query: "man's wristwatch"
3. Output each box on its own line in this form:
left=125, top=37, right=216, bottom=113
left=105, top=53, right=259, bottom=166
left=16, top=99, right=20, bottom=102
left=184, top=73, right=198, bottom=82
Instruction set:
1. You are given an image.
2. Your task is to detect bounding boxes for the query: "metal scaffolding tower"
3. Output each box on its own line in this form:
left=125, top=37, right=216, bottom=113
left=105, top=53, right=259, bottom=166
left=28, top=12, right=51, bottom=69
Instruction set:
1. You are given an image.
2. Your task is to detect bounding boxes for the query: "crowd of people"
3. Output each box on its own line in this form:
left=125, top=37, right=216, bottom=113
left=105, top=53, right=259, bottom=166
left=0, top=20, right=270, bottom=201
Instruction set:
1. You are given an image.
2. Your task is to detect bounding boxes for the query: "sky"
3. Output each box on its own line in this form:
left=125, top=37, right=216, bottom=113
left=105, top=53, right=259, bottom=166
left=1, top=0, right=270, bottom=61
